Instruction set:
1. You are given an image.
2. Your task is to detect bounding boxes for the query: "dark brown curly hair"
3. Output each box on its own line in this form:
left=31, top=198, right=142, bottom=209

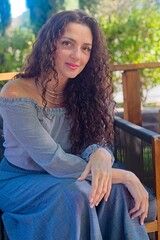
left=15, top=9, right=115, bottom=154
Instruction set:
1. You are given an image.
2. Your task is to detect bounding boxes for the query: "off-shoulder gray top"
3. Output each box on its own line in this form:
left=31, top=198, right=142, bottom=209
left=0, top=98, right=114, bottom=178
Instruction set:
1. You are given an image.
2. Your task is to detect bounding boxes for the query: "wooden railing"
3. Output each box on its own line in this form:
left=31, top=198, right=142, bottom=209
left=0, top=61, right=160, bottom=125
left=110, top=62, right=160, bottom=126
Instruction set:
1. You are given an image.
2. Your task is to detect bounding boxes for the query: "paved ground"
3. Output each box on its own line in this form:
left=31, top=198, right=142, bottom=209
left=114, top=85, right=160, bottom=104
left=114, top=85, right=160, bottom=133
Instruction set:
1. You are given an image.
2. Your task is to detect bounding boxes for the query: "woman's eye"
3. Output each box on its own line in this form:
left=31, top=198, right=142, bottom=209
left=62, top=41, right=72, bottom=46
left=83, top=47, right=91, bottom=53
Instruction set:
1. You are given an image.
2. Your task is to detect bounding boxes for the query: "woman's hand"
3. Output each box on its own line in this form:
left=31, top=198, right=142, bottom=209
left=78, top=148, right=112, bottom=208
left=125, top=172, right=149, bottom=225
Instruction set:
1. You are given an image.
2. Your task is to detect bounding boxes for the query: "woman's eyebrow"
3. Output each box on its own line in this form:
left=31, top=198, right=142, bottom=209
left=61, top=36, right=92, bottom=46
left=61, top=36, right=76, bottom=42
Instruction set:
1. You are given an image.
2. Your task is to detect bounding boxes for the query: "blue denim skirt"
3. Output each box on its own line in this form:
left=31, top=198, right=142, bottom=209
left=0, top=158, right=149, bottom=240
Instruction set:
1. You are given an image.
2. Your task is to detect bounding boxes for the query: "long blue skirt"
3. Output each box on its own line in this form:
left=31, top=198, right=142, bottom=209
left=0, top=158, right=149, bottom=240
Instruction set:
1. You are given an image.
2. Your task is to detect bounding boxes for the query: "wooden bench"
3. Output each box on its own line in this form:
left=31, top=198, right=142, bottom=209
left=0, top=69, right=159, bottom=238
left=114, top=116, right=160, bottom=239
left=0, top=116, right=159, bottom=239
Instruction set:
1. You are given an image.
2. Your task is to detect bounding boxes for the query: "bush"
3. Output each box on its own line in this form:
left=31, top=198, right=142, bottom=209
left=0, top=27, right=35, bottom=73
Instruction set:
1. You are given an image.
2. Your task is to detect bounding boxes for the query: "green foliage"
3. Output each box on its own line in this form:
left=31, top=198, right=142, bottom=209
left=65, top=0, right=79, bottom=10
left=0, top=0, right=11, bottom=35
left=99, top=0, right=160, bottom=92
left=0, top=0, right=159, bottom=100
left=0, top=27, right=35, bottom=72
left=26, top=0, right=65, bottom=34
left=26, top=0, right=101, bottom=33
left=100, top=1, right=160, bottom=64
left=79, top=0, right=100, bottom=14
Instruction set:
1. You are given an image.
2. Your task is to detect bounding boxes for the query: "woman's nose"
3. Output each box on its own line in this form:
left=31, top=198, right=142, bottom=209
left=70, top=47, right=81, bottom=59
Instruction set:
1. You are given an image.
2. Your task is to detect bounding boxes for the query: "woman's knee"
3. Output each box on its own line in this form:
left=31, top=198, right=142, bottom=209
left=108, top=184, right=135, bottom=210
left=64, top=180, right=91, bottom=207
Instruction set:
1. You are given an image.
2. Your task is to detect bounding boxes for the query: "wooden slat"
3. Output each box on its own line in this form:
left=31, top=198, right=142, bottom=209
left=122, top=70, right=142, bottom=125
left=0, top=62, right=159, bottom=81
left=115, top=117, right=160, bottom=237
left=110, top=62, right=160, bottom=72
left=0, top=62, right=160, bottom=80
left=145, top=221, right=158, bottom=233
left=153, top=137, right=160, bottom=239
left=0, top=72, right=18, bottom=81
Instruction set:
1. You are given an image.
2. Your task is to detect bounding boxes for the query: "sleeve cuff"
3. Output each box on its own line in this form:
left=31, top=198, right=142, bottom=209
left=81, top=144, right=115, bottom=164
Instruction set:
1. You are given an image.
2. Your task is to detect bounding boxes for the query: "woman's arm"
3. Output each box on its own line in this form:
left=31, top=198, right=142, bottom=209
left=78, top=148, right=112, bottom=206
left=112, top=168, right=149, bottom=225
left=0, top=98, right=87, bottom=178
left=79, top=149, right=148, bottom=225
left=81, top=144, right=115, bottom=163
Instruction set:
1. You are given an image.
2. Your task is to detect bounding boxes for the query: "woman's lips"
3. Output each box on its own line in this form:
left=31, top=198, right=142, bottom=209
left=66, top=63, right=79, bottom=70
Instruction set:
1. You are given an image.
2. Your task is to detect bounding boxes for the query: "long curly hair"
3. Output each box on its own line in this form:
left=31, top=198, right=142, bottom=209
left=15, top=9, right=115, bottom=154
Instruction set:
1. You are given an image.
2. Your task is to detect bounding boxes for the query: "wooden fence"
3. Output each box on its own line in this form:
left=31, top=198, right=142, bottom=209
left=0, top=61, right=160, bottom=125
left=110, top=62, right=160, bottom=125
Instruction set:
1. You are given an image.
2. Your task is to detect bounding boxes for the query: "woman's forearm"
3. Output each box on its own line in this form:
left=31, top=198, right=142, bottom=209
left=112, top=168, right=136, bottom=185
left=112, top=168, right=149, bottom=225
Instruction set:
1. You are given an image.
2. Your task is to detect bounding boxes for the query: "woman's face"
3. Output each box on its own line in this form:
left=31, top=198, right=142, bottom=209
left=54, top=22, right=93, bottom=84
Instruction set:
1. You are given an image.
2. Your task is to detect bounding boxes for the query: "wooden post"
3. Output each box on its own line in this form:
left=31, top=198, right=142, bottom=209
left=0, top=72, right=17, bottom=81
left=153, top=136, right=160, bottom=239
left=122, top=70, right=142, bottom=126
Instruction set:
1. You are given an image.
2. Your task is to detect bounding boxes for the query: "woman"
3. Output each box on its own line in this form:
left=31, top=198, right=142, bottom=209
left=0, top=9, right=149, bottom=240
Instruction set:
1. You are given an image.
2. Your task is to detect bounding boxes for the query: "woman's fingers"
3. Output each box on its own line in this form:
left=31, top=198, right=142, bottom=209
left=130, top=199, right=148, bottom=225
left=127, top=181, right=149, bottom=225
left=90, top=171, right=112, bottom=207
left=94, top=176, right=112, bottom=206
left=92, top=174, right=106, bottom=206
left=77, top=162, right=112, bottom=208
left=104, top=176, right=112, bottom=201
left=125, top=174, right=149, bottom=224
left=78, top=148, right=113, bottom=207
left=77, top=163, right=91, bottom=181
left=90, top=172, right=99, bottom=207
left=129, top=202, right=141, bottom=215
left=140, top=204, right=148, bottom=225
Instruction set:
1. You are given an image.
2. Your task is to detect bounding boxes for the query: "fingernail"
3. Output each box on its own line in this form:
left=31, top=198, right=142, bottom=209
left=141, top=222, right=144, bottom=225
left=90, top=204, right=94, bottom=208
left=77, top=177, right=82, bottom=181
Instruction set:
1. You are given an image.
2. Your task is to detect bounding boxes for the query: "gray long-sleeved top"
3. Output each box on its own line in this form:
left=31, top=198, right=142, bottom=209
left=0, top=97, right=114, bottom=178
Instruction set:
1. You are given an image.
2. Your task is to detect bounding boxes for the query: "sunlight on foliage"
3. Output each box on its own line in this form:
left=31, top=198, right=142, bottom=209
left=0, top=0, right=159, bottom=100
left=0, top=27, right=35, bottom=73
left=98, top=0, right=160, bottom=94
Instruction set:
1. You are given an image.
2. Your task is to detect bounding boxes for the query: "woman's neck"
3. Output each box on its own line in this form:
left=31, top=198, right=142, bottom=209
left=35, top=77, right=65, bottom=107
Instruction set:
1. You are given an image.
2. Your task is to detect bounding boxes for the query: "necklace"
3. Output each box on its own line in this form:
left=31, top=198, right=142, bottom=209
left=46, top=89, right=63, bottom=98
left=46, top=88, right=63, bottom=95
left=45, top=97, right=64, bottom=105
left=36, top=78, right=64, bottom=105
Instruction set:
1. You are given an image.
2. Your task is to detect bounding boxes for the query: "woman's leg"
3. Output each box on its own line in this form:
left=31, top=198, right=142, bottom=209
left=97, top=184, right=149, bottom=240
left=0, top=174, right=79, bottom=240
left=0, top=170, right=102, bottom=240
left=0, top=159, right=149, bottom=240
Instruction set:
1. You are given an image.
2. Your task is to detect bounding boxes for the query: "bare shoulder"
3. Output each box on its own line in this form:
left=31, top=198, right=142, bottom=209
left=0, top=79, right=21, bottom=98
left=0, top=78, right=36, bottom=98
